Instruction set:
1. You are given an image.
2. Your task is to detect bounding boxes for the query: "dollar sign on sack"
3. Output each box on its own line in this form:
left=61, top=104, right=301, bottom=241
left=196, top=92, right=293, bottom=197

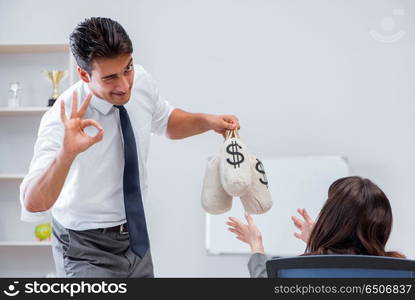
left=226, top=140, right=244, bottom=168
left=255, top=158, right=269, bottom=188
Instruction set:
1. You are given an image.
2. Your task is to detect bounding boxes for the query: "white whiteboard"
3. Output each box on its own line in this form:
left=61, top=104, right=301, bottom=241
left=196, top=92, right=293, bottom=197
left=206, top=156, right=349, bottom=256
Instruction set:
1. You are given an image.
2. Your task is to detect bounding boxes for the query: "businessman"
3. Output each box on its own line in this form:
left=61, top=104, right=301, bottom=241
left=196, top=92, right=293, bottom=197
left=20, top=17, right=239, bottom=277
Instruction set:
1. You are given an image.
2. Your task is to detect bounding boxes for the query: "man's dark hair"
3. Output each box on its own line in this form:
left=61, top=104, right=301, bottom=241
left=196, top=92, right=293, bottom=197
left=70, top=17, right=133, bottom=74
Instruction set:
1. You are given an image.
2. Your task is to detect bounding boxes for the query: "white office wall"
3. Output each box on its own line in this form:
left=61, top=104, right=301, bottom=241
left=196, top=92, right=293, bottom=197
left=1, top=0, right=414, bottom=277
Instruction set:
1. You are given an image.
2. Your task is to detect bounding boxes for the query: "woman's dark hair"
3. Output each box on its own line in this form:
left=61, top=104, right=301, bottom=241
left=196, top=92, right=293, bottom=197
left=305, top=176, right=404, bottom=258
left=69, top=17, right=133, bottom=74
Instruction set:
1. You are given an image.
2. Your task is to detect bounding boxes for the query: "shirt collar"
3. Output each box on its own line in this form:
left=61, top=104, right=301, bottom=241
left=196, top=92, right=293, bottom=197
left=82, top=82, right=113, bottom=115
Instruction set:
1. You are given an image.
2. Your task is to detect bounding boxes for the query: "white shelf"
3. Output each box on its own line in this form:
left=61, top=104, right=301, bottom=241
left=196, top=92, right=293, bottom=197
left=0, top=43, right=69, bottom=54
left=0, top=42, right=76, bottom=87
left=0, top=107, right=49, bottom=116
left=0, top=241, right=51, bottom=246
left=0, top=43, right=67, bottom=276
left=0, top=174, right=25, bottom=180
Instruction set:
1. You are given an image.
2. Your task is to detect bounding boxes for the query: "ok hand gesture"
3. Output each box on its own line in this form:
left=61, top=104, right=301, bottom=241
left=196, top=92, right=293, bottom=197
left=60, top=91, right=104, bottom=158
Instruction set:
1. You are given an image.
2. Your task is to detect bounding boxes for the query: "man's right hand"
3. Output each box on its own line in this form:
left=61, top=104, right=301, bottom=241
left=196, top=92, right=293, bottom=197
left=60, top=91, right=104, bottom=158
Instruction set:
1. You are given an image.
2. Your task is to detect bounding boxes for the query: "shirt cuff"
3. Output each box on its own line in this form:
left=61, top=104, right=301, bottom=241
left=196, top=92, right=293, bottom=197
left=248, top=253, right=268, bottom=278
left=163, top=105, right=175, bottom=138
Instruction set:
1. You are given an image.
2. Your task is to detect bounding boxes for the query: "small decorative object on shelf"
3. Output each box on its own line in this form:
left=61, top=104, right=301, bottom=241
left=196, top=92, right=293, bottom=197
left=44, top=70, right=67, bottom=107
left=8, top=82, right=21, bottom=108
left=34, top=223, right=52, bottom=241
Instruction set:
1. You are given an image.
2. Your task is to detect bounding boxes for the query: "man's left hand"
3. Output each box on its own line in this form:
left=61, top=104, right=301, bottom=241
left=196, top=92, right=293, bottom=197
left=207, top=114, right=240, bottom=135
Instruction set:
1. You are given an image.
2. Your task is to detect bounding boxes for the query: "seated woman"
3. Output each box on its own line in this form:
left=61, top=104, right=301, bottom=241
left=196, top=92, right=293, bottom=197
left=227, top=176, right=405, bottom=277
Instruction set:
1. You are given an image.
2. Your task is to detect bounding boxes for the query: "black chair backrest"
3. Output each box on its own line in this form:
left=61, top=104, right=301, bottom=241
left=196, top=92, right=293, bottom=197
left=266, top=255, right=415, bottom=278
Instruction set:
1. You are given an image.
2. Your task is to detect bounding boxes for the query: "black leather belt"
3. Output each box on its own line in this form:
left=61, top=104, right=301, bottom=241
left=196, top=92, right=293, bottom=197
left=101, top=223, right=128, bottom=234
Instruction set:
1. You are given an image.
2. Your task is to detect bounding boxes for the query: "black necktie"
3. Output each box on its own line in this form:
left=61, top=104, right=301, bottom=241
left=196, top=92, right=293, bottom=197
left=115, top=105, right=149, bottom=258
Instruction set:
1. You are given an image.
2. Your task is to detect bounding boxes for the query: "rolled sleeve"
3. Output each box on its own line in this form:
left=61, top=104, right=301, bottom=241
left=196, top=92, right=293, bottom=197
left=19, top=105, right=63, bottom=222
left=147, top=74, right=174, bottom=137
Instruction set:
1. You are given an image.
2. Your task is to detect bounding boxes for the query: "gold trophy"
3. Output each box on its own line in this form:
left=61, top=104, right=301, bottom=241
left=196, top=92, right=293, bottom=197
left=44, top=70, right=68, bottom=106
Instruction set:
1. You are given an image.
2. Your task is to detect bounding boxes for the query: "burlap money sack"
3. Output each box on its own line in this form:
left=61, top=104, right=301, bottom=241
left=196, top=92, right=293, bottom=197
left=240, top=156, right=273, bottom=214
left=219, top=130, right=252, bottom=197
left=201, top=155, right=233, bottom=214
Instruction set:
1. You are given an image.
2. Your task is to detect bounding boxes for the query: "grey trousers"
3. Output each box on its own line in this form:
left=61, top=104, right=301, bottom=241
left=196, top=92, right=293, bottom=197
left=51, top=218, right=154, bottom=278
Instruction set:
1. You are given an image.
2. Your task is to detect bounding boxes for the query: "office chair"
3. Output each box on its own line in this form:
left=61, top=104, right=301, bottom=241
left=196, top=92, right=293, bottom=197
left=266, top=255, right=415, bottom=278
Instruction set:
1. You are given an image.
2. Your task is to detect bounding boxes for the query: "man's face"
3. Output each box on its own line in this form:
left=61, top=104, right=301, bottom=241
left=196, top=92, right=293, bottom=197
left=86, top=53, right=135, bottom=105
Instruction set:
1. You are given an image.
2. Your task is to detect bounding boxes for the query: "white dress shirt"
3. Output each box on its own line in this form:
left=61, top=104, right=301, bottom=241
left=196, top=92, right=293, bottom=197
left=19, top=64, right=174, bottom=230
